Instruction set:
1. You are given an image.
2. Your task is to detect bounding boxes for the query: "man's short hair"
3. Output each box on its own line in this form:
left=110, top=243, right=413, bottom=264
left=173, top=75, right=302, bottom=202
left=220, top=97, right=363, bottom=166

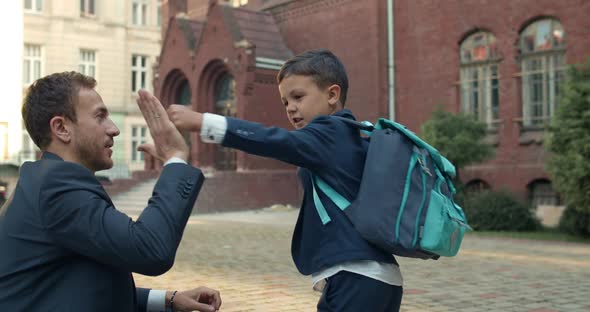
left=22, top=71, right=96, bottom=149
left=277, top=49, right=349, bottom=105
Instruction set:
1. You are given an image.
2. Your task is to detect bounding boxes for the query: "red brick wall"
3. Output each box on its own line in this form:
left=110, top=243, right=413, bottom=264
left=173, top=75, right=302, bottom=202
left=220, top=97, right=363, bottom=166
left=194, top=170, right=301, bottom=213
left=268, top=0, right=389, bottom=123
left=394, top=0, right=590, bottom=198
left=156, top=4, right=298, bottom=212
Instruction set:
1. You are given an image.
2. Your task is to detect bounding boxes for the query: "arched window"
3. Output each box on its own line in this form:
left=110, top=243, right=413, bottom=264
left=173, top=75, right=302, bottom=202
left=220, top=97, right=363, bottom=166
left=464, top=179, right=491, bottom=194
left=175, top=80, right=191, bottom=105
left=528, top=179, right=560, bottom=208
left=460, top=31, right=501, bottom=129
left=519, top=19, right=566, bottom=127
left=213, top=73, right=237, bottom=170
left=175, top=80, right=192, bottom=159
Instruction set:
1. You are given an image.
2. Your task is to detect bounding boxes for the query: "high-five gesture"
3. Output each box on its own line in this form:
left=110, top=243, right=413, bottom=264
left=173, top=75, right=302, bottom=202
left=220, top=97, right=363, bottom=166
left=167, top=104, right=203, bottom=132
left=136, top=90, right=189, bottom=162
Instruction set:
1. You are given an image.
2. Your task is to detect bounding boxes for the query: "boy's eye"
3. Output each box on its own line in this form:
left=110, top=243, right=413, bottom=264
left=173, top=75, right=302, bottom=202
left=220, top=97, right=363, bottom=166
left=293, top=95, right=303, bottom=100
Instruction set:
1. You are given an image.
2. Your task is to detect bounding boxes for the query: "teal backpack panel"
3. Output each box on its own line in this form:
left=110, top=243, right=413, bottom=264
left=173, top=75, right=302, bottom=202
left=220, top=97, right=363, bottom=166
left=312, top=117, right=471, bottom=259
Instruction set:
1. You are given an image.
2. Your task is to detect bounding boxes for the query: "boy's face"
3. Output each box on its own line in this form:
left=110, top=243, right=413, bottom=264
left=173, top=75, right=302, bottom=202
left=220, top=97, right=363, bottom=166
left=278, top=75, right=341, bottom=129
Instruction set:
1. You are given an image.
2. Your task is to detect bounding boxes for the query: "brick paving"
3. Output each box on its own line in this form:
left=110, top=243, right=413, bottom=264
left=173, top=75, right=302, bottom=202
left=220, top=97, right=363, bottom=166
left=132, top=209, right=590, bottom=312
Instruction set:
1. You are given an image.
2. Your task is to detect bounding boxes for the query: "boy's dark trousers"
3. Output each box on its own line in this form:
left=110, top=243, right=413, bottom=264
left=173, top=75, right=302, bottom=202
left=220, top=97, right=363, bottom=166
left=317, top=271, right=403, bottom=312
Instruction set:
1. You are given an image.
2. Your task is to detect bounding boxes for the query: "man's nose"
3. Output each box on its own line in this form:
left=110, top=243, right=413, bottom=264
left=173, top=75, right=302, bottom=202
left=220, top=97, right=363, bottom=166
left=107, top=120, right=120, bottom=137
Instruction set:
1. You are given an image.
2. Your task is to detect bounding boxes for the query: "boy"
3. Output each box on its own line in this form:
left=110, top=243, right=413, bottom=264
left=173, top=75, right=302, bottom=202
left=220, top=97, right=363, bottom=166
left=166, top=49, right=403, bottom=311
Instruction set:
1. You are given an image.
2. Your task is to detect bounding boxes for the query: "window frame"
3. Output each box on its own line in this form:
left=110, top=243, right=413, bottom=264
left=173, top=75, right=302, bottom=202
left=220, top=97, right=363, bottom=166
left=79, top=49, right=97, bottom=78
left=80, top=0, right=96, bottom=17
left=459, top=31, right=502, bottom=129
left=23, top=44, right=43, bottom=86
left=24, top=0, right=43, bottom=13
left=131, top=54, right=149, bottom=93
left=518, top=19, right=566, bottom=128
left=130, top=125, right=148, bottom=162
left=132, top=0, right=149, bottom=26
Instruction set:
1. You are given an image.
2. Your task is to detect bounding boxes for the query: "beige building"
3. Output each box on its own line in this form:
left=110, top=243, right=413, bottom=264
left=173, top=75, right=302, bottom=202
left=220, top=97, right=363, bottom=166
left=20, top=0, right=163, bottom=178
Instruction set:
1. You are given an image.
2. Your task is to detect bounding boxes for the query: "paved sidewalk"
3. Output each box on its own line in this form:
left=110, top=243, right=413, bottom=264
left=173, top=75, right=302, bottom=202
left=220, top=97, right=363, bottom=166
left=133, top=208, right=590, bottom=312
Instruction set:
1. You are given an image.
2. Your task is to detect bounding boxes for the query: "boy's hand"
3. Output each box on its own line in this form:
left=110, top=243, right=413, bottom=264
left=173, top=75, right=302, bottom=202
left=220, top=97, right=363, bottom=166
left=136, top=90, right=189, bottom=162
left=167, top=104, right=203, bottom=132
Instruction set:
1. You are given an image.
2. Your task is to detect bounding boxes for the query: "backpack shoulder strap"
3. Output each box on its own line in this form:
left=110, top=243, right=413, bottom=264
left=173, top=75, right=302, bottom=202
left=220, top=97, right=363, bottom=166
left=311, top=175, right=351, bottom=225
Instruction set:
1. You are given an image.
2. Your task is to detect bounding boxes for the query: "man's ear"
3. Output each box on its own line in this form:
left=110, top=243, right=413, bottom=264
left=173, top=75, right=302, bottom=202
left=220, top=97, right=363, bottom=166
left=327, top=84, right=342, bottom=108
left=49, top=116, right=72, bottom=144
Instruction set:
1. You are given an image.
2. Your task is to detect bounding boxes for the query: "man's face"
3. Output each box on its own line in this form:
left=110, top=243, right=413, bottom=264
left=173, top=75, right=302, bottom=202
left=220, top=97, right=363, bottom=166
left=279, top=75, right=337, bottom=130
left=70, top=88, right=120, bottom=172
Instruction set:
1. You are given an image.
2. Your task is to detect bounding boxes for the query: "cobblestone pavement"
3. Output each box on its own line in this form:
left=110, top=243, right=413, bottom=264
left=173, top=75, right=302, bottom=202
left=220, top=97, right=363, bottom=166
left=132, top=209, right=590, bottom=312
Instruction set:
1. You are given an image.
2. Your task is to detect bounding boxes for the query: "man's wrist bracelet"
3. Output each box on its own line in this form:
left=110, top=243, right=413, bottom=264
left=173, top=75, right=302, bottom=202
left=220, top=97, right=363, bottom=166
left=169, top=290, right=178, bottom=312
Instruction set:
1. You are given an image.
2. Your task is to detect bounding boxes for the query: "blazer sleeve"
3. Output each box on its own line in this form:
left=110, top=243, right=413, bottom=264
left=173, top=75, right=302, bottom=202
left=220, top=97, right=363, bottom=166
left=38, top=162, right=204, bottom=276
left=223, top=116, right=341, bottom=172
left=136, top=288, right=150, bottom=312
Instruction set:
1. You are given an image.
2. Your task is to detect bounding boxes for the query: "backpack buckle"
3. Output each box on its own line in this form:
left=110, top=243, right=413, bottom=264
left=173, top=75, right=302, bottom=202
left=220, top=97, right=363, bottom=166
left=417, top=155, right=433, bottom=177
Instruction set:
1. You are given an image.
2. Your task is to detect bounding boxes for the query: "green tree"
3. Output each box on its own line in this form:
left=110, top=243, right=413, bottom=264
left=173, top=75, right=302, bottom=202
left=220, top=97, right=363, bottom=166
left=546, top=58, right=590, bottom=235
left=420, top=106, right=494, bottom=181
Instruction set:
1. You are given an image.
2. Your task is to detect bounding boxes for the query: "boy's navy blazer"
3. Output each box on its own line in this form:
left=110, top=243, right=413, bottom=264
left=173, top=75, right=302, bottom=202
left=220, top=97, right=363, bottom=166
left=223, top=109, right=396, bottom=275
left=0, top=152, right=204, bottom=311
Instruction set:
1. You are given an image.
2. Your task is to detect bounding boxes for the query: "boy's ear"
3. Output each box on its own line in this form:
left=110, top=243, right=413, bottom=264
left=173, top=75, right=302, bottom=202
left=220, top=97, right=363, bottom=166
left=327, top=84, right=342, bottom=108
left=49, top=116, right=72, bottom=144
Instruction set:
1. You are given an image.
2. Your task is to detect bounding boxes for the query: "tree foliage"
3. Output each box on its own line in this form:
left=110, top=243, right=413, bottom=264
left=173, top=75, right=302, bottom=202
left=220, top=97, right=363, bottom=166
left=546, top=58, right=590, bottom=214
left=421, top=107, right=494, bottom=176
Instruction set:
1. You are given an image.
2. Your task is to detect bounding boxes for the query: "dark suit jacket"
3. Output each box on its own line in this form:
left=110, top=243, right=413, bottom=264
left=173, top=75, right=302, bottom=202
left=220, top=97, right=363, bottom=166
left=222, top=109, right=394, bottom=275
left=0, top=152, right=204, bottom=311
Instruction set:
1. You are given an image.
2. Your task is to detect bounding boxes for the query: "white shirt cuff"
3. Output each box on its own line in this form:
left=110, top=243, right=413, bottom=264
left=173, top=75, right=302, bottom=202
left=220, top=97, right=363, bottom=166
left=200, top=113, right=227, bottom=144
left=164, top=156, right=187, bottom=166
left=146, top=289, right=167, bottom=312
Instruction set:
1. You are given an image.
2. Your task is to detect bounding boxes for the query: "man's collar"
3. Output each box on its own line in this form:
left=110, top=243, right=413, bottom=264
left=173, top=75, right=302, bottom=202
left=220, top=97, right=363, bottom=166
left=41, top=151, right=64, bottom=161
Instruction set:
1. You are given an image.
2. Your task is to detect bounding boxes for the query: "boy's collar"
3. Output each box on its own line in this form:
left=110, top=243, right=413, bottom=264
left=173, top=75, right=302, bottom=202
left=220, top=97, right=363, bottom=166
left=333, top=109, right=355, bottom=120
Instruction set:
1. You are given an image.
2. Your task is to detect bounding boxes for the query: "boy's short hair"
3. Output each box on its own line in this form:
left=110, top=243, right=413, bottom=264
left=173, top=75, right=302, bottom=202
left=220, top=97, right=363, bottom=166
left=22, top=71, right=96, bottom=149
left=277, top=49, right=349, bottom=106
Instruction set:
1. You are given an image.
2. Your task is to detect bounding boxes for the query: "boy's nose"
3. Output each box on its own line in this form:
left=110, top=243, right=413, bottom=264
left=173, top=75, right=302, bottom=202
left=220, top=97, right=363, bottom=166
left=286, top=102, right=297, bottom=112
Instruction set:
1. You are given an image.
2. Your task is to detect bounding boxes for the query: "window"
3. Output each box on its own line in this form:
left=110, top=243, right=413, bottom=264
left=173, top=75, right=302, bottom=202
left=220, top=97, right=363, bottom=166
left=79, top=50, right=96, bottom=78
left=132, top=0, right=148, bottom=26
left=213, top=73, right=237, bottom=170
left=131, top=55, right=148, bottom=92
left=529, top=180, right=560, bottom=208
left=176, top=80, right=191, bottom=105
left=21, top=126, right=38, bottom=162
left=231, top=0, right=248, bottom=7
left=0, top=122, right=8, bottom=161
left=157, top=4, right=161, bottom=26
left=80, top=0, right=95, bottom=16
left=464, top=179, right=491, bottom=194
left=24, top=0, right=43, bottom=12
left=131, top=125, right=147, bottom=162
left=519, top=19, right=566, bottom=127
left=23, top=44, right=42, bottom=85
left=459, top=31, right=501, bottom=128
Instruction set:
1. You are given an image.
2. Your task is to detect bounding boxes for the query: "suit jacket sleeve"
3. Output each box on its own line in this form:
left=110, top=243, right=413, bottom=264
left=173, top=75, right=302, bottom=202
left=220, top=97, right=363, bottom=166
left=38, top=162, right=204, bottom=276
left=223, top=116, right=341, bottom=172
left=136, top=288, right=150, bottom=312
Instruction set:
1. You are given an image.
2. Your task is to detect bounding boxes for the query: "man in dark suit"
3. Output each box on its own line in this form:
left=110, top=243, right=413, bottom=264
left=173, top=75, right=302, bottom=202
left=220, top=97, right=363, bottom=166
left=0, top=72, right=221, bottom=312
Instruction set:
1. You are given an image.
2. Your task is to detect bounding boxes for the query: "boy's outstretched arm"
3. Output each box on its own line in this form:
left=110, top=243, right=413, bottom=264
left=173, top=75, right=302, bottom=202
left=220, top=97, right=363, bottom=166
left=166, top=105, right=342, bottom=172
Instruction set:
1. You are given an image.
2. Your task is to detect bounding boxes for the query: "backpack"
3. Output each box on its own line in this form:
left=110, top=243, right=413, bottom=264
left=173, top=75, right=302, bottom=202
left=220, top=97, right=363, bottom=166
left=311, top=117, right=471, bottom=259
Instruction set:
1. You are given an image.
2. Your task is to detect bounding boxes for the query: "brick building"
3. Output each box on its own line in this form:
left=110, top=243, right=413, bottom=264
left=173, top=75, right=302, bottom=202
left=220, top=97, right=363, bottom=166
left=155, top=0, right=590, bottom=214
